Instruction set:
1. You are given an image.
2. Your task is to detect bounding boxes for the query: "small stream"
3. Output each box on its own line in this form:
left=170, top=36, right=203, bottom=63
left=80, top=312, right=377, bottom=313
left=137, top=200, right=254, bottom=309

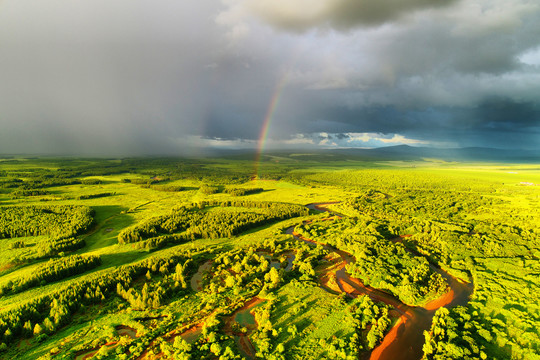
left=190, top=260, right=213, bottom=292
left=293, top=203, right=473, bottom=360
left=188, top=252, right=294, bottom=359
left=74, top=325, right=138, bottom=360
left=185, top=202, right=472, bottom=360
left=225, top=298, right=266, bottom=359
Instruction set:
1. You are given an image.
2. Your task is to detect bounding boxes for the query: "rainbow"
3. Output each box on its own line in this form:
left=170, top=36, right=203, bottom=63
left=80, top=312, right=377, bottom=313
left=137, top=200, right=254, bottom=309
left=253, top=75, right=289, bottom=179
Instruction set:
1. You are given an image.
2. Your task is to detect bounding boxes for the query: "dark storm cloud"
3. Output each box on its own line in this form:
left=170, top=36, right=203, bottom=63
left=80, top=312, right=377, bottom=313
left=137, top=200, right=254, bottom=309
left=0, top=0, right=540, bottom=155
left=288, top=98, right=540, bottom=149
left=473, top=99, right=540, bottom=129
left=0, top=0, right=226, bottom=155
left=369, top=14, right=540, bottom=77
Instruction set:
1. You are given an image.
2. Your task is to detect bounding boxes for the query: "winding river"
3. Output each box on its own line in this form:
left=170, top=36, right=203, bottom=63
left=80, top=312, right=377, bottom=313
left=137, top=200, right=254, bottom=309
left=291, top=203, right=474, bottom=360
left=187, top=202, right=473, bottom=359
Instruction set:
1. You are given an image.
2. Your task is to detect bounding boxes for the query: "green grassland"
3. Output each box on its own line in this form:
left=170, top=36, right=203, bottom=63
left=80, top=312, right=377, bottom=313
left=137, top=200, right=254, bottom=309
left=0, top=154, right=538, bottom=360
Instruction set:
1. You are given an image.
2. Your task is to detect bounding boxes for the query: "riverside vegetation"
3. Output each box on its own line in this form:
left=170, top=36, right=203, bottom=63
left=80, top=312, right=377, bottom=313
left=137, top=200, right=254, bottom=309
left=0, top=154, right=538, bottom=360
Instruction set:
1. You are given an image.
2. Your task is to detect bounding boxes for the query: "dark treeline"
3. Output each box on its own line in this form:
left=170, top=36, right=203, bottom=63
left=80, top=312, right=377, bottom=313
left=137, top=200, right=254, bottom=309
left=17, top=177, right=82, bottom=190
left=124, top=178, right=185, bottom=192
left=33, top=237, right=86, bottom=260
left=0, top=161, right=129, bottom=193
left=128, top=178, right=160, bottom=185
left=76, top=192, right=115, bottom=200
left=0, top=178, right=23, bottom=189
left=0, top=255, right=101, bottom=297
left=0, top=205, right=94, bottom=240
left=223, top=187, right=264, bottom=196
left=122, top=233, right=193, bottom=251
left=146, top=185, right=185, bottom=192
left=118, top=201, right=309, bottom=245
left=7, top=237, right=87, bottom=264
left=0, top=173, right=80, bottom=192
left=119, top=157, right=294, bottom=183
left=0, top=165, right=85, bottom=189
left=0, top=157, right=292, bottom=193
left=10, top=189, right=50, bottom=198
left=199, top=185, right=265, bottom=196
left=198, top=200, right=308, bottom=211
left=80, top=179, right=103, bottom=185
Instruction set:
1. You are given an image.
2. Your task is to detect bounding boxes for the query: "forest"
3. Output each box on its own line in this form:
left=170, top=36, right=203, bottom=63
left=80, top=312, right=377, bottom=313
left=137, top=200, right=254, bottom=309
left=0, top=154, right=538, bottom=360
left=294, top=219, right=448, bottom=306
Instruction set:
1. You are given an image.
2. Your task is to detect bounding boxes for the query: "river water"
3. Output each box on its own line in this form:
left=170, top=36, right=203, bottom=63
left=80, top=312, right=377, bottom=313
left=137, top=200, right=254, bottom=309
left=186, top=202, right=473, bottom=360
left=293, top=203, right=474, bottom=360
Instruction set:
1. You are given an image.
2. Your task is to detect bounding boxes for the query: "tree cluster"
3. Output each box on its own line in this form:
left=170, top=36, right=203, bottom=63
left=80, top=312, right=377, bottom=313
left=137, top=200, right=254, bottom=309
left=223, top=187, right=264, bottom=196
left=423, top=306, right=490, bottom=360
left=10, top=189, right=50, bottom=198
left=0, top=205, right=94, bottom=240
left=116, top=258, right=193, bottom=310
left=199, top=184, right=220, bottom=195
left=295, top=219, right=448, bottom=306
left=0, top=255, right=101, bottom=297
left=80, top=179, right=103, bottom=185
left=118, top=201, right=308, bottom=245
left=76, top=192, right=115, bottom=200
left=351, top=295, right=391, bottom=350
left=0, top=250, right=194, bottom=346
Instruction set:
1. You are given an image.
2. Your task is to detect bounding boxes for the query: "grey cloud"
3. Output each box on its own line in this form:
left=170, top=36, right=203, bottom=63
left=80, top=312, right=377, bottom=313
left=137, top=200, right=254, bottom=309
left=0, top=0, right=228, bottom=155
left=473, top=99, right=540, bottom=129
left=335, top=133, right=350, bottom=140
left=249, top=0, right=459, bottom=31
left=288, top=98, right=540, bottom=149
left=374, top=15, right=540, bottom=77
left=1, top=0, right=540, bottom=156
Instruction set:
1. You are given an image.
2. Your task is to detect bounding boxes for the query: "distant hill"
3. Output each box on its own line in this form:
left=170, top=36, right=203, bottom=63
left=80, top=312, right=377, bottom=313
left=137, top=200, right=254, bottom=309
left=340, top=145, right=540, bottom=162
left=218, top=145, right=539, bottom=163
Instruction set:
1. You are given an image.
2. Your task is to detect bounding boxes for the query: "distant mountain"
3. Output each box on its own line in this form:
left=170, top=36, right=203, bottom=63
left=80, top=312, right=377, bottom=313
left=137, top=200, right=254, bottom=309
left=207, top=145, right=539, bottom=163
left=329, top=145, right=539, bottom=162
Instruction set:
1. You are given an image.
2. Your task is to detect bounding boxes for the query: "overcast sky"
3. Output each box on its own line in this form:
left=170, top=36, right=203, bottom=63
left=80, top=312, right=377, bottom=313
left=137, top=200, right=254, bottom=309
left=0, top=0, right=539, bottom=155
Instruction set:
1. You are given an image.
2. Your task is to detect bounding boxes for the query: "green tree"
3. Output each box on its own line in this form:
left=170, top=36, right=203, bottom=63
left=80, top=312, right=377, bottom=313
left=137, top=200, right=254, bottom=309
left=33, top=323, right=43, bottom=336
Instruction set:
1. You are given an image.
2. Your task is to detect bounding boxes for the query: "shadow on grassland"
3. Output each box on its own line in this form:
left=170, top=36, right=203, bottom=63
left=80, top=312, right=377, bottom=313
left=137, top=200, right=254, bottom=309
left=82, top=205, right=135, bottom=251
left=98, top=250, right=150, bottom=269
